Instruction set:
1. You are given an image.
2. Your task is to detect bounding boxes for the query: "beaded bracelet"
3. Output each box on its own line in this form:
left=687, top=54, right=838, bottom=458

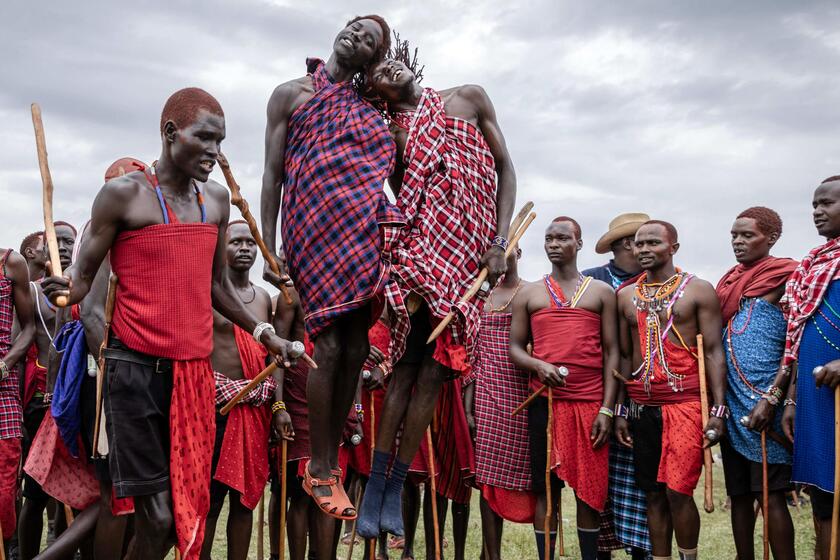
left=614, top=404, right=629, bottom=419
left=783, top=398, right=796, bottom=407
left=710, top=404, right=729, bottom=418
left=271, top=401, right=286, bottom=414
left=598, top=406, right=614, bottom=418
left=355, top=403, right=364, bottom=416
left=491, top=236, right=509, bottom=251
left=762, top=385, right=784, bottom=407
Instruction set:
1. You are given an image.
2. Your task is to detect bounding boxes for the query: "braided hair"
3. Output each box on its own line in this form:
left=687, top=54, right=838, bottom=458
left=388, top=31, right=424, bottom=84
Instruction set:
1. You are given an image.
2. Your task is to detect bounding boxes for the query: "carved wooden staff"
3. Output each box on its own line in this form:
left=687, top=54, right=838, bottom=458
left=832, top=388, right=840, bottom=560
left=427, top=202, right=535, bottom=344
left=426, top=427, right=441, bottom=560
left=31, top=103, right=67, bottom=307
left=217, top=153, right=292, bottom=305
left=93, top=274, right=118, bottom=458
left=368, top=400, right=376, bottom=560
left=279, top=439, right=288, bottom=560
left=544, top=388, right=553, bottom=560
left=697, top=334, right=715, bottom=514
left=761, top=430, right=769, bottom=560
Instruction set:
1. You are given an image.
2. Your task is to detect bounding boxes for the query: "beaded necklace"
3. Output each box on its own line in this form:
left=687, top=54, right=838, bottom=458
left=544, top=273, right=585, bottom=308
left=726, top=299, right=764, bottom=399
left=488, top=280, right=523, bottom=313
left=631, top=271, right=693, bottom=394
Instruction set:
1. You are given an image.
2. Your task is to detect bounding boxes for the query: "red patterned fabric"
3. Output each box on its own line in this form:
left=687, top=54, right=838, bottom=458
left=0, top=437, right=20, bottom=538
left=0, top=249, right=22, bottom=440
left=281, top=58, right=402, bottom=339
left=550, top=400, right=609, bottom=511
left=23, top=414, right=99, bottom=510
left=213, top=326, right=271, bottom=510
left=529, top=307, right=604, bottom=400
left=385, top=88, right=497, bottom=373
left=659, top=401, right=703, bottom=495
left=482, top=485, right=535, bottom=523
left=23, top=344, right=46, bottom=409
left=426, top=377, right=474, bottom=504
left=110, top=222, right=217, bottom=360
left=783, top=236, right=840, bottom=364
left=716, top=256, right=797, bottom=324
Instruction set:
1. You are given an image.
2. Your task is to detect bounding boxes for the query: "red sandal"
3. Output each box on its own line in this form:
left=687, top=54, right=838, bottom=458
left=302, top=460, right=357, bottom=520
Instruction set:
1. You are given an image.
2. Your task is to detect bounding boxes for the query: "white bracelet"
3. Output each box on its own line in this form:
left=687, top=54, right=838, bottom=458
left=253, top=322, right=275, bottom=343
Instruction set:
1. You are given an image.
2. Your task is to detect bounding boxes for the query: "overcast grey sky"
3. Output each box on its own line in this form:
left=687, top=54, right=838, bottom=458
left=2, top=0, right=839, bottom=285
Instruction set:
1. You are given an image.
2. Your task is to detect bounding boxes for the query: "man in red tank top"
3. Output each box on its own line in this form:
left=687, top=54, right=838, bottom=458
left=614, top=221, right=727, bottom=560
left=42, top=88, right=298, bottom=560
left=510, top=218, right=619, bottom=560
left=0, top=247, right=35, bottom=557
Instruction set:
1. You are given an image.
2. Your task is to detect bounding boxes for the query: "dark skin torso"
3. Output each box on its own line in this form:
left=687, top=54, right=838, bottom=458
left=211, top=287, right=272, bottom=380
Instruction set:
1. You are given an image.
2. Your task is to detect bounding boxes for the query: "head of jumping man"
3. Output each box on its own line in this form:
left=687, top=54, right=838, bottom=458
left=730, top=206, right=782, bottom=266
left=813, top=175, right=840, bottom=241
left=226, top=220, right=257, bottom=273
left=334, top=15, right=391, bottom=88
left=159, top=87, right=225, bottom=183
left=544, top=217, right=582, bottom=267
left=634, top=220, right=679, bottom=272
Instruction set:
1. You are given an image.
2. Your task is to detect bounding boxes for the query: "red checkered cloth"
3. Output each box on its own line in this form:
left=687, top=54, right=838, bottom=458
left=473, top=311, right=532, bottom=490
left=426, top=377, right=475, bottom=504
left=783, top=236, right=840, bottom=364
left=213, top=370, right=276, bottom=407
left=281, top=58, right=403, bottom=339
left=0, top=249, right=22, bottom=440
left=385, top=88, right=497, bottom=372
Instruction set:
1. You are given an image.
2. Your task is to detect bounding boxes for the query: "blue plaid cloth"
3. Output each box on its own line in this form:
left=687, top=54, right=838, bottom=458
left=609, top=440, right=651, bottom=551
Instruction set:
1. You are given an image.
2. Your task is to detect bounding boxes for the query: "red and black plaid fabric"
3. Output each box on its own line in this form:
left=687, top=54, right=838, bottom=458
left=0, top=249, right=22, bottom=440
left=213, top=371, right=276, bottom=407
left=384, top=88, right=497, bottom=369
left=784, top=236, right=840, bottom=364
left=281, top=58, right=403, bottom=339
left=473, top=311, right=532, bottom=490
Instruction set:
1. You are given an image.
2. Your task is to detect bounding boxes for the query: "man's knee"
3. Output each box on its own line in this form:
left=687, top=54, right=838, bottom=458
left=139, top=494, right=175, bottom=536
left=665, top=488, right=694, bottom=509
left=646, top=490, right=668, bottom=510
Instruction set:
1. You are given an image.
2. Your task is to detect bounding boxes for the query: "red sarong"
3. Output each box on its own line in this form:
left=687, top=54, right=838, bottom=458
left=659, top=401, right=703, bottom=495
left=23, top=344, right=46, bottom=409
left=283, top=336, right=313, bottom=463
left=482, top=485, right=536, bottom=524
left=550, top=400, right=608, bottom=511
left=716, top=256, right=797, bottom=324
left=110, top=217, right=217, bottom=559
left=0, top=437, right=20, bottom=539
left=385, top=88, right=497, bottom=374
left=428, top=377, right=474, bottom=504
left=213, top=326, right=271, bottom=510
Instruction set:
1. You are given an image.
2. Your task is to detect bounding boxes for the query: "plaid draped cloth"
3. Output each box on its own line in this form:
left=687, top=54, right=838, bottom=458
left=783, top=236, right=840, bottom=364
left=385, top=88, right=497, bottom=371
left=0, top=249, right=22, bottom=440
left=281, top=58, right=403, bottom=339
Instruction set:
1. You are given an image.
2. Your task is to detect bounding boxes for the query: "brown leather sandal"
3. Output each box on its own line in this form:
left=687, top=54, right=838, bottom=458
left=302, top=460, right=357, bottom=520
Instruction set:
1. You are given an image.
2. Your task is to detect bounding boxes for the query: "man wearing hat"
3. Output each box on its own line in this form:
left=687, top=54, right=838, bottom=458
left=583, top=213, right=652, bottom=560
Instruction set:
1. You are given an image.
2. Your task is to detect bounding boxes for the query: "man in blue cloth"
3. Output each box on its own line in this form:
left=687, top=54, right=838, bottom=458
left=782, top=175, right=840, bottom=559
left=716, top=207, right=797, bottom=559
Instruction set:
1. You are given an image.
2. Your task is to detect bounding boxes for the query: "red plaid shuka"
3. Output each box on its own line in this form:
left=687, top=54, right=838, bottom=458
left=385, top=88, right=497, bottom=372
left=281, top=59, right=403, bottom=339
left=783, top=236, right=840, bottom=364
left=473, top=311, right=532, bottom=490
left=0, top=249, right=22, bottom=440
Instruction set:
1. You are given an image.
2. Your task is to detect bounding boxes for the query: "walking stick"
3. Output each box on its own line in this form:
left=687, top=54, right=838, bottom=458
left=544, top=388, right=553, bottom=560
left=217, top=153, right=292, bottom=305
left=279, top=439, right=288, bottom=560
left=93, top=274, right=118, bottom=459
left=257, top=494, right=265, bottom=560
left=426, top=427, right=441, bottom=560
left=64, top=503, right=74, bottom=526
left=512, top=386, right=545, bottom=416
left=369, top=399, right=376, bottom=560
left=696, top=334, right=715, bottom=513
left=345, top=483, right=363, bottom=560
left=31, top=103, right=67, bottom=307
left=427, top=203, right=536, bottom=344
left=761, top=430, right=769, bottom=560
left=0, top=517, right=5, bottom=560
left=831, top=387, right=840, bottom=560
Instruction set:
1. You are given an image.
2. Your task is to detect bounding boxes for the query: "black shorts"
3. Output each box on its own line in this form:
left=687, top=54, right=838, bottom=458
left=527, top=396, right=564, bottom=494
left=78, top=368, right=111, bottom=482
left=810, top=486, right=836, bottom=521
left=630, top=406, right=666, bottom=492
left=720, top=437, right=792, bottom=497
left=397, top=301, right=434, bottom=366
left=103, top=337, right=173, bottom=498
left=22, top=397, right=48, bottom=501
left=209, top=411, right=234, bottom=509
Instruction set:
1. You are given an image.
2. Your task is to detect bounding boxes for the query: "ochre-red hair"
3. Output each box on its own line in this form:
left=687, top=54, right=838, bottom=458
left=160, top=87, right=224, bottom=135
left=551, top=216, right=582, bottom=239
left=105, top=157, right=146, bottom=182
left=737, top=206, right=783, bottom=237
left=640, top=220, right=678, bottom=243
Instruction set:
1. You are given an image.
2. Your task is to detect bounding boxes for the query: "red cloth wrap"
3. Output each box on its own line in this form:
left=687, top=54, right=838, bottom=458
left=481, top=485, right=536, bottom=523
left=529, top=307, right=604, bottom=400
left=0, top=437, right=20, bottom=538
left=111, top=222, right=218, bottom=559
left=23, top=414, right=99, bottom=510
left=716, top=256, right=797, bottom=324
left=23, top=343, right=46, bottom=408
left=282, top=336, right=313, bottom=463
left=626, top=310, right=700, bottom=405
left=550, top=400, right=609, bottom=511
left=658, top=401, right=703, bottom=495
left=110, top=223, right=217, bottom=360
left=213, top=326, right=270, bottom=510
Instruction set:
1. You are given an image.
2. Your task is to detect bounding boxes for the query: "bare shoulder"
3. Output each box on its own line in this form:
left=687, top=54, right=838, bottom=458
left=686, top=276, right=718, bottom=304
left=268, top=77, right=314, bottom=117
left=4, top=250, right=28, bottom=283
left=589, top=278, right=616, bottom=302
left=202, top=178, right=229, bottom=203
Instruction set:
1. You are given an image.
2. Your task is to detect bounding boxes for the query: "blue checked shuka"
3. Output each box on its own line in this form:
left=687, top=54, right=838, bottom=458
left=281, top=59, right=404, bottom=339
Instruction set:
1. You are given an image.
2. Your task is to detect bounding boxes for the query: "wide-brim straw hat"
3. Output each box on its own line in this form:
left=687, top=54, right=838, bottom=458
left=595, top=212, right=651, bottom=254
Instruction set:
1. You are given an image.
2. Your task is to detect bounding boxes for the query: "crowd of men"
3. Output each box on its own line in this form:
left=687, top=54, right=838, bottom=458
left=0, top=12, right=838, bottom=560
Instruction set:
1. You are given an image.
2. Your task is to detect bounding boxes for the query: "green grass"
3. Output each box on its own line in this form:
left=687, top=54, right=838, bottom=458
left=193, top=459, right=817, bottom=559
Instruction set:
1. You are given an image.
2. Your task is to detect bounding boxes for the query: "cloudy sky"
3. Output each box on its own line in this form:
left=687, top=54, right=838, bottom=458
left=2, top=0, right=839, bottom=286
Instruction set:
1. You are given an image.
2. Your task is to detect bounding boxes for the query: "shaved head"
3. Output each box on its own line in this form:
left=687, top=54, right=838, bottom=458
left=160, top=87, right=224, bottom=135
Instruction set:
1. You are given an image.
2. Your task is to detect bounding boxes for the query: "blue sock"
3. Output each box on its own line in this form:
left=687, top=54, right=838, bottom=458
left=379, top=457, right=409, bottom=536
left=534, top=530, right=556, bottom=560
left=357, top=450, right=390, bottom=538
left=577, top=527, right=599, bottom=560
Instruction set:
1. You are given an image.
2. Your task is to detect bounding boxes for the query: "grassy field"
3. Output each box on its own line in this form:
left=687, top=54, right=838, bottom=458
left=193, top=459, right=817, bottom=559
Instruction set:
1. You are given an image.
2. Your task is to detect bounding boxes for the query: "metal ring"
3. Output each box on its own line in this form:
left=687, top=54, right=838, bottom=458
left=362, top=370, right=372, bottom=381
left=480, top=281, right=491, bottom=293
left=813, top=365, right=825, bottom=376
left=290, top=340, right=305, bottom=358
left=350, top=434, right=363, bottom=446
left=557, top=366, right=569, bottom=377
left=739, top=416, right=749, bottom=426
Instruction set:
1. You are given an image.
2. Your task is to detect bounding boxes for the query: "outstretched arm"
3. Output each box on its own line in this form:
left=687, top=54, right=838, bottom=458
left=2, top=251, right=34, bottom=370
left=696, top=281, right=727, bottom=440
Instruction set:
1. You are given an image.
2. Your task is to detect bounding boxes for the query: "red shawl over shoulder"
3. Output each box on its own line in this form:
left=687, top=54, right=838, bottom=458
left=716, top=256, right=797, bottom=324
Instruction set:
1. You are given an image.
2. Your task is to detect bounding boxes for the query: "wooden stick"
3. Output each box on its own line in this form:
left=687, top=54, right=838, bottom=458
left=345, top=483, right=363, bottom=560
left=175, top=550, right=181, bottom=560
left=426, top=428, right=441, bottom=560
left=0, top=516, right=5, bottom=560
left=761, top=430, right=769, bottom=560
left=31, top=103, right=67, bottom=307
left=831, top=387, right=840, bottom=560
left=545, top=387, right=553, bottom=560
left=697, top=334, right=715, bottom=514
left=257, top=493, right=265, bottom=560
left=93, top=274, right=118, bottom=459
left=279, top=439, right=288, bottom=560
left=512, top=386, right=546, bottom=416
left=64, top=503, right=74, bottom=525
left=217, top=153, right=292, bottom=305
left=368, top=399, right=376, bottom=560
left=427, top=208, right=537, bottom=344
left=220, top=352, right=317, bottom=415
